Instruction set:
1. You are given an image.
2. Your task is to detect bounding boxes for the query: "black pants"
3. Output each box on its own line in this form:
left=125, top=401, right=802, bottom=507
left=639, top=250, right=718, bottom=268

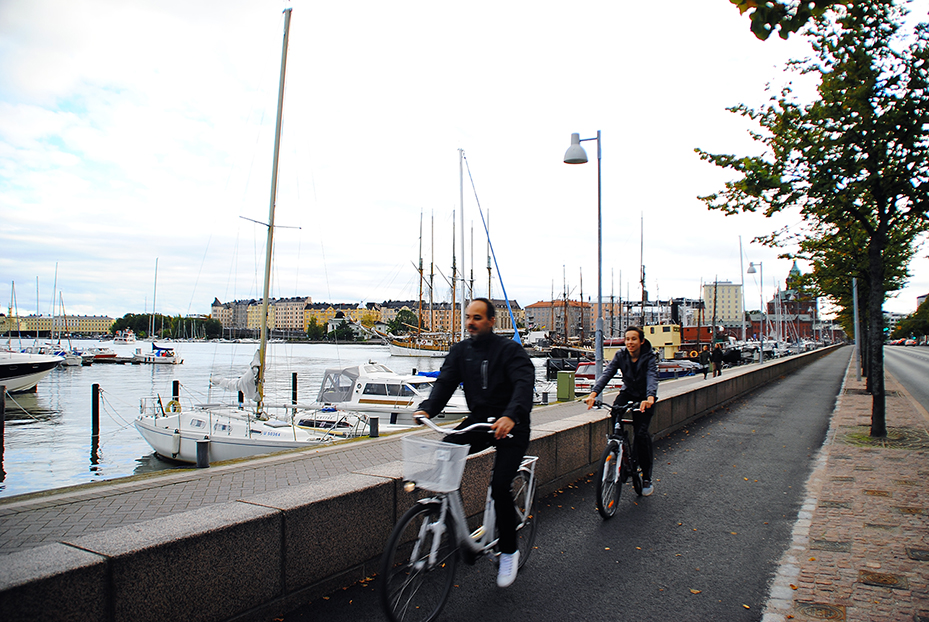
left=443, top=423, right=528, bottom=555
left=613, top=394, right=654, bottom=482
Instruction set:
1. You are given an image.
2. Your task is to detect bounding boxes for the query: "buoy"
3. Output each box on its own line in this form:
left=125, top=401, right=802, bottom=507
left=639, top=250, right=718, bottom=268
left=166, top=400, right=182, bottom=413
left=171, top=429, right=181, bottom=456
left=689, top=350, right=698, bottom=358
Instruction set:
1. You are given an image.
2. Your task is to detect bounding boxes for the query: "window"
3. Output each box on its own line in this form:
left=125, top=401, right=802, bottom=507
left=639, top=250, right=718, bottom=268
left=363, top=383, right=388, bottom=395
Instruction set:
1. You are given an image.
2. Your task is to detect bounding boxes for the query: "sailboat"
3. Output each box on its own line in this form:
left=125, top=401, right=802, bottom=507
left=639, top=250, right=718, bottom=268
left=134, top=8, right=339, bottom=463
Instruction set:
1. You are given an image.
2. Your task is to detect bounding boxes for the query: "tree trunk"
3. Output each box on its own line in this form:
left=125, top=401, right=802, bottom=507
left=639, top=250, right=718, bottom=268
left=867, top=235, right=886, bottom=437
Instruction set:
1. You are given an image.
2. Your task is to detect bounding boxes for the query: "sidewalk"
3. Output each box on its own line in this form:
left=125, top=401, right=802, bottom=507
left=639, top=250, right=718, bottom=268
left=763, top=359, right=929, bottom=621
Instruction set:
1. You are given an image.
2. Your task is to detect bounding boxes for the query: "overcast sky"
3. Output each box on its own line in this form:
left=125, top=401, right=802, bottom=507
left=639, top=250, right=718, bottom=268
left=2, top=0, right=927, bottom=322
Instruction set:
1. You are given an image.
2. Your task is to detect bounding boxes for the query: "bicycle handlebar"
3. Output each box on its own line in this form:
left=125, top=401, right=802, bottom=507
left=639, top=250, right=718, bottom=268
left=413, top=414, right=507, bottom=437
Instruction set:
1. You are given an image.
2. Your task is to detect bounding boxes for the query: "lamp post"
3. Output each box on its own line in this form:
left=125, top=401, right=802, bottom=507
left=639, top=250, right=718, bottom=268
left=747, top=261, right=763, bottom=364
left=564, top=131, right=604, bottom=379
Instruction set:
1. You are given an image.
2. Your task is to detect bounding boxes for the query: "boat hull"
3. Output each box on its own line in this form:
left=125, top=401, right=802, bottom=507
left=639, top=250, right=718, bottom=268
left=134, top=412, right=329, bottom=464
left=0, top=352, right=61, bottom=393
left=387, top=342, right=448, bottom=357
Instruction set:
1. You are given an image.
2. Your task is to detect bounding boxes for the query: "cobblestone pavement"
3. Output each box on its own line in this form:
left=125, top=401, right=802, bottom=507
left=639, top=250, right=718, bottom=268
left=762, top=359, right=929, bottom=622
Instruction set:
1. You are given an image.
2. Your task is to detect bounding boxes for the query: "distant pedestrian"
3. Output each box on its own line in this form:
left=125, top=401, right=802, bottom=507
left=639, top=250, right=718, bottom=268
left=711, top=343, right=724, bottom=377
left=698, top=344, right=711, bottom=379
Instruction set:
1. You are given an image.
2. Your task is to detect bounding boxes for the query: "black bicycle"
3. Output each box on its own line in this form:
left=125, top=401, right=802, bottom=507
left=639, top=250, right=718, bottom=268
left=595, top=401, right=643, bottom=519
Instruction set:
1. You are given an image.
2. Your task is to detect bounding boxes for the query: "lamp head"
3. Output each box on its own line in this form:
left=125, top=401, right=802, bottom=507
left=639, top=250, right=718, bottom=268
left=747, top=262, right=757, bottom=274
left=564, top=133, right=588, bottom=164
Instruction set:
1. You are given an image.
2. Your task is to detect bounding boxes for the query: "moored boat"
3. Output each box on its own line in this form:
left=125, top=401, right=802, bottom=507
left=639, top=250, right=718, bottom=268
left=0, top=350, right=62, bottom=393
left=132, top=343, right=182, bottom=365
left=315, top=361, right=468, bottom=424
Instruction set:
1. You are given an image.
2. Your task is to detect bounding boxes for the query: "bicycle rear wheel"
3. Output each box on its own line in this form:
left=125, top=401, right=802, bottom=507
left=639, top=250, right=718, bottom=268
left=511, top=470, right=538, bottom=568
left=379, top=501, right=458, bottom=622
left=595, top=440, right=624, bottom=519
left=626, top=439, right=644, bottom=496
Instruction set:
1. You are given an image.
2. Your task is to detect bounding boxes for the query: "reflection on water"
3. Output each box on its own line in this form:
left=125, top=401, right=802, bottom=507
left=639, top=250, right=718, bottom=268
left=0, top=340, right=482, bottom=499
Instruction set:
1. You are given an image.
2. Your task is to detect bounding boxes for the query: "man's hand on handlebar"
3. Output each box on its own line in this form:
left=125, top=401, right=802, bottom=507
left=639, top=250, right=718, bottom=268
left=413, top=410, right=430, bottom=423
left=490, top=416, right=514, bottom=440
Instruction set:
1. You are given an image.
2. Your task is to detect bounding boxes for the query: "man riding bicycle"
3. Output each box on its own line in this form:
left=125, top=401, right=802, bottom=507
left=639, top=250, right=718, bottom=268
left=414, top=297, right=534, bottom=588
left=584, top=326, right=658, bottom=496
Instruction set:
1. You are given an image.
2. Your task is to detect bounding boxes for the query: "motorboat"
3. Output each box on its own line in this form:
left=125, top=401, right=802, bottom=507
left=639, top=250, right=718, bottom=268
left=114, top=329, right=136, bottom=344
left=316, top=361, right=468, bottom=425
left=386, top=333, right=450, bottom=358
left=132, top=343, right=182, bottom=365
left=0, top=350, right=62, bottom=393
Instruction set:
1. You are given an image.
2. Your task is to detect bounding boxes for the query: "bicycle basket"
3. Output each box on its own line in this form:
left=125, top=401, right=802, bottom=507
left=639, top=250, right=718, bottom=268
left=402, top=437, right=470, bottom=493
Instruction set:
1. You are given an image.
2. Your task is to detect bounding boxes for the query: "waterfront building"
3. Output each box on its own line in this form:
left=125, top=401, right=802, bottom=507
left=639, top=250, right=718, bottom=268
left=524, top=299, right=592, bottom=342
left=703, top=281, right=744, bottom=330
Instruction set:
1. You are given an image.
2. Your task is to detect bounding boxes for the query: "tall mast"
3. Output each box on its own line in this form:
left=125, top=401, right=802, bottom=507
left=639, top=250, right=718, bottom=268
left=640, top=213, right=646, bottom=325
left=487, top=209, right=492, bottom=298
left=151, top=257, right=158, bottom=338
left=429, top=211, right=435, bottom=331
left=257, top=7, right=292, bottom=414
left=417, top=210, right=423, bottom=335
left=451, top=208, right=457, bottom=338
left=459, top=148, right=466, bottom=340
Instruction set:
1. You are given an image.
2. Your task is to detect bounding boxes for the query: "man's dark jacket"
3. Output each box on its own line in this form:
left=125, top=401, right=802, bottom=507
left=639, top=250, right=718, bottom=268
left=417, top=331, right=534, bottom=435
left=591, top=338, right=659, bottom=403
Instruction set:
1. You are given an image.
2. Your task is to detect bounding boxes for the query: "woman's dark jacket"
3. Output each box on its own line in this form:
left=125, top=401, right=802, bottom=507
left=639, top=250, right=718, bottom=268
left=591, top=339, right=659, bottom=404
left=417, top=331, right=534, bottom=435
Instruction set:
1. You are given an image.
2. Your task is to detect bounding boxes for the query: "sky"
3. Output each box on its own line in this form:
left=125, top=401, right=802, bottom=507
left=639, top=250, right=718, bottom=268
left=2, top=0, right=928, bottom=322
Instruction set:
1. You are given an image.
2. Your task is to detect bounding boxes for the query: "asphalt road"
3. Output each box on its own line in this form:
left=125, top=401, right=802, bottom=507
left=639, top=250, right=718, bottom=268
left=283, top=347, right=851, bottom=622
left=884, top=345, right=929, bottom=411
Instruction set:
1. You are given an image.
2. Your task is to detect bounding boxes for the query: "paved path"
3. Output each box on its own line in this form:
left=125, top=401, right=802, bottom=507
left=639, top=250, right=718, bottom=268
left=5, top=374, right=723, bottom=557
left=762, top=352, right=929, bottom=622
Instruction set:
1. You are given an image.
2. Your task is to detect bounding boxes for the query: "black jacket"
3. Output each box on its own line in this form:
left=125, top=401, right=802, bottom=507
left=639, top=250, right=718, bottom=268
left=417, top=331, right=534, bottom=434
left=592, top=338, right=659, bottom=403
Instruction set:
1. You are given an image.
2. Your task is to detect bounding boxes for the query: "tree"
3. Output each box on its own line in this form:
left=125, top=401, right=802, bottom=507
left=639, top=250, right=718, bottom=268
left=388, top=309, right=419, bottom=335
left=891, top=298, right=929, bottom=339
left=696, top=1, right=929, bottom=437
left=305, top=317, right=326, bottom=341
left=327, top=320, right=356, bottom=342
left=731, top=0, right=846, bottom=40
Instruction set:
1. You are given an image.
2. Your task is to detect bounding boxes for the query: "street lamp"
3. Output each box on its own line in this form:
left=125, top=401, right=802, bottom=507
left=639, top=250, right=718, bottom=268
left=746, top=261, right=764, bottom=364
left=564, top=131, right=604, bottom=379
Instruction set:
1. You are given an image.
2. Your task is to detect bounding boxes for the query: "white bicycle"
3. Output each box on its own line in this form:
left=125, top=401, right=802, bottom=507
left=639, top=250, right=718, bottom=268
left=378, top=416, right=539, bottom=622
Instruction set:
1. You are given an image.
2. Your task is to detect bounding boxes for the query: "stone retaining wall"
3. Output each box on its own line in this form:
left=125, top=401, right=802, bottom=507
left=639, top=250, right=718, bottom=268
left=0, top=346, right=839, bottom=622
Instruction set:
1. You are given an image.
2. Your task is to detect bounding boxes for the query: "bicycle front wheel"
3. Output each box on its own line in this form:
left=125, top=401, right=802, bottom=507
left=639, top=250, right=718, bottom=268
left=595, top=440, right=623, bottom=519
left=511, top=470, right=538, bottom=568
left=379, top=501, right=459, bottom=622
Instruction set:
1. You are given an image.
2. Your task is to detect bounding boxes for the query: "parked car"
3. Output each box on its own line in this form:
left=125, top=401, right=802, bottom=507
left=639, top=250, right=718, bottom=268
left=904, top=338, right=918, bottom=346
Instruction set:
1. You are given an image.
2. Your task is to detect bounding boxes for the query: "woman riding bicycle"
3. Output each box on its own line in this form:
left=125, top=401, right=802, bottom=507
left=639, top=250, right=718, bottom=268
left=584, top=326, right=659, bottom=496
left=414, top=298, right=535, bottom=588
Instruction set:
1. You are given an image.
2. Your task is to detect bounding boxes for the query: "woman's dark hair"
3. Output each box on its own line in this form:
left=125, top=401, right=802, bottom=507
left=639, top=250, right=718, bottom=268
left=624, top=325, right=644, bottom=341
left=471, top=297, right=495, bottom=319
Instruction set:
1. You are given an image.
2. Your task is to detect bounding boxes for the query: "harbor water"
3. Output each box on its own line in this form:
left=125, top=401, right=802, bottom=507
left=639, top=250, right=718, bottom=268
left=1, top=340, right=547, bottom=499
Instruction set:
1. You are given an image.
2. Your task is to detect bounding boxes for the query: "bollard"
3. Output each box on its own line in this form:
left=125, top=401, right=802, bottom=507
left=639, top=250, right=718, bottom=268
left=196, top=438, right=210, bottom=468
left=173, top=380, right=180, bottom=402
left=238, top=391, right=244, bottom=409
left=1, top=385, right=5, bottom=473
left=91, top=384, right=100, bottom=438
left=369, top=415, right=379, bottom=438
left=541, top=391, right=549, bottom=405
left=292, top=372, right=298, bottom=405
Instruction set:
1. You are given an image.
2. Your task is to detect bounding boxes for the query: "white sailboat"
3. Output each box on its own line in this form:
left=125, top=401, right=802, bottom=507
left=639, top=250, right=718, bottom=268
left=135, top=8, right=338, bottom=464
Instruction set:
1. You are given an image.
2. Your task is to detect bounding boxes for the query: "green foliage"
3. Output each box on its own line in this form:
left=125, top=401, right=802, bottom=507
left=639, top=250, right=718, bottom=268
left=388, top=309, right=419, bottom=334
left=731, top=0, right=845, bottom=40
left=327, top=320, right=356, bottom=342
left=111, top=313, right=221, bottom=339
left=305, top=317, right=326, bottom=341
left=698, top=1, right=929, bottom=434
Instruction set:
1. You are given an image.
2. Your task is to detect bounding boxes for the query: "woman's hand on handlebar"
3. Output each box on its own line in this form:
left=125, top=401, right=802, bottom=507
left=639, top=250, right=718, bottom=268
left=584, top=392, right=598, bottom=410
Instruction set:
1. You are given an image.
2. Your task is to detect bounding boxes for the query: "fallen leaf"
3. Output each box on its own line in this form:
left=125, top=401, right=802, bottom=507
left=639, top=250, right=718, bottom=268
left=809, top=557, right=816, bottom=561
left=605, top=547, right=610, bottom=550
left=743, top=604, right=750, bottom=609
left=636, top=546, right=641, bottom=550
left=731, top=532, right=738, bottom=535
left=789, top=584, right=798, bottom=590
left=690, top=589, right=701, bottom=594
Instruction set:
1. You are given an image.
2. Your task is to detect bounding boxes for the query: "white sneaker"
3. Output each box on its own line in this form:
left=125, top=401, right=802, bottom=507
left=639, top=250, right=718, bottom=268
left=497, top=550, right=520, bottom=588
left=642, top=480, right=654, bottom=496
